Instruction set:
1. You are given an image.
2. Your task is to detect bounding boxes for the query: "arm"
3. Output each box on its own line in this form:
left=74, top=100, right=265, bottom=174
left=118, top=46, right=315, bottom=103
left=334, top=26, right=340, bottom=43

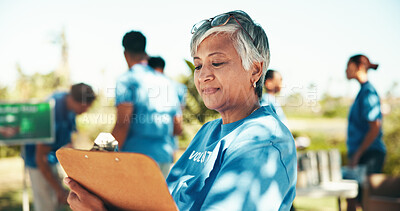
left=350, top=120, right=381, bottom=167
left=111, top=103, right=133, bottom=151
left=36, top=144, right=68, bottom=204
left=65, top=177, right=178, bottom=211
left=173, top=115, right=183, bottom=136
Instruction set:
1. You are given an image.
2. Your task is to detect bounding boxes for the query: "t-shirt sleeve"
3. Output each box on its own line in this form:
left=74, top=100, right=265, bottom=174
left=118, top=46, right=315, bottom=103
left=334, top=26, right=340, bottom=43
left=179, top=84, right=187, bottom=107
left=174, top=96, right=182, bottom=116
left=200, top=143, right=294, bottom=211
left=115, top=78, right=136, bottom=106
left=361, top=91, right=381, bottom=122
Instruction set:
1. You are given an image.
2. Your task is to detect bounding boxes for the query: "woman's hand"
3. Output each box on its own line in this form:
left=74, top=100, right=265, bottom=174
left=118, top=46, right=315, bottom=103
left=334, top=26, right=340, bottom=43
left=349, top=151, right=362, bottom=168
left=64, top=177, right=107, bottom=211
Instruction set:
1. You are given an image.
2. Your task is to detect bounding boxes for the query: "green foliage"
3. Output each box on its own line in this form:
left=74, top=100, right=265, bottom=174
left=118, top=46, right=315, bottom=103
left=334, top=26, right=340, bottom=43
left=293, top=130, right=348, bottom=164
left=0, top=146, right=21, bottom=158
left=382, top=105, right=400, bottom=176
left=319, top=94, right=349, bottom=118
left=10, top=64, right=61, bottom=101
left=284, top=92, right=320, bottom=119
left=0, top=85, right=9, bottom=100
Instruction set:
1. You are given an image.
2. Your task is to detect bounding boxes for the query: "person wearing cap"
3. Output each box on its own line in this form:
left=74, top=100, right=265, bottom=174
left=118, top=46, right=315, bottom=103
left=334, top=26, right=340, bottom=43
left=345, top=54, right=386, bottom=211
left=24, top=83, right=96, bottom=211
left=65, top=10, right=296, bottom=211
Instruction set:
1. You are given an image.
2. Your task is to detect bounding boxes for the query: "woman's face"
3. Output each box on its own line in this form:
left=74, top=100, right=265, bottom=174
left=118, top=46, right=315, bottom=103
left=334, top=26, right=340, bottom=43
left=193, top=33, right=255, bottom=113
left=346, top=61, right=358, bottom=80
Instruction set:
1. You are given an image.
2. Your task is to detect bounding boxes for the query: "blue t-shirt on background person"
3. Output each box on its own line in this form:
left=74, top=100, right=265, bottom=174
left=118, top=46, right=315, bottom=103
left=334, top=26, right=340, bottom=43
left=166, top=106, right=297, bottom=210
left=347, top=81, right=386, bottom=156
left=115, top=64, right=181, bottom=164
left=260, top=93, right=287, bottom=126
left=24, top=92, right=76, bottom=167
left=174, top=81, right=187, bottom=109
left=169, top=81, right=187, bottom=151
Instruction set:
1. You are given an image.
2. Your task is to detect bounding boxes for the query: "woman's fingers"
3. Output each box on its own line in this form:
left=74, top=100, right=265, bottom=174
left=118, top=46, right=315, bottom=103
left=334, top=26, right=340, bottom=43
left=67, top=191, right=79, bottom=210
left=64, top=177, right=107, bottom=211
left=64, top=177, right=87, bottom=200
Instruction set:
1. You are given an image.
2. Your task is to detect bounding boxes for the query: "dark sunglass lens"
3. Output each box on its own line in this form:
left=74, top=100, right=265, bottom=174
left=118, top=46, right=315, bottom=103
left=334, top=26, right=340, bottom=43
left=191, top=20, right=207, bottom=34
left=211, top=14, right=230, bottom=27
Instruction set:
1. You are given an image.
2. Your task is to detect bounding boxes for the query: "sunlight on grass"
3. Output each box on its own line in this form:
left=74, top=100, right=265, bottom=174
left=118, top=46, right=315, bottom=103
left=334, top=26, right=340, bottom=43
left=294, top=196, right=340, bottom=211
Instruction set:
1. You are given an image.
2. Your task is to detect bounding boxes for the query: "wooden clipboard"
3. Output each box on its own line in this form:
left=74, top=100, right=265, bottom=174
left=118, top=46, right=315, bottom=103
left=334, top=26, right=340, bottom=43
left=56, top=148, right=177, bottom=211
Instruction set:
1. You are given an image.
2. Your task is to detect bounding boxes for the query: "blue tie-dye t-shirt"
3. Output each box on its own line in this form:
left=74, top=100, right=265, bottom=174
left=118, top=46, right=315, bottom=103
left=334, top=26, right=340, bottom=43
left=115, top=64, right=181, bottom=163
left=167, top=106, right=297, bottom=211
left=347, top=81, right=386, bottom=155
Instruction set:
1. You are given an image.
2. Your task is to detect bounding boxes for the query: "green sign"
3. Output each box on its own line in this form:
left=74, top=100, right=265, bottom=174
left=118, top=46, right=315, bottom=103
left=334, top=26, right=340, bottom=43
left=0, top=101, right=55, bottom=145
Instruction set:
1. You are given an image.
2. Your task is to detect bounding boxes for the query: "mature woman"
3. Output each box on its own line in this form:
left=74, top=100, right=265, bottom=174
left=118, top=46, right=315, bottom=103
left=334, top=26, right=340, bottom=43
left=65, top=10, right=297, bottom=210
left=345, top=54, right=386, bottom=211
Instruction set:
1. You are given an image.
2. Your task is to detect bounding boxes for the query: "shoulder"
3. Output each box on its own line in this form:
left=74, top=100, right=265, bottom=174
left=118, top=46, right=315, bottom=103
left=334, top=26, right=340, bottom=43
left=116, top=70, right=144, bottom=88
left=224, top=106, right=295, bottom=163
left=359, top=83, right=380, bottom=105
left=49, top=92, right=67, bottom=105
left=361, top=82, right=379, bottom=96
left=237, top=106, right=289, bottom=141
left=116, top=71, right=134, bottom=84
left=117, top=64, right=149, bottom=82
left=50, top=91, right=67, bottom=99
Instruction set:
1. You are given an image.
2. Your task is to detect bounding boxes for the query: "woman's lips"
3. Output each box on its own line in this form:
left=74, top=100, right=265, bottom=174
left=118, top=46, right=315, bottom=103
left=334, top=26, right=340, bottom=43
left=202, top=87, right=219, bottom=95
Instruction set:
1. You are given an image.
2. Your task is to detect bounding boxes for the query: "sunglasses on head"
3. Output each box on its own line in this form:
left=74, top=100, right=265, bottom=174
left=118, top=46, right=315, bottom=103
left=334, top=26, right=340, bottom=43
left=191, top=13, right=255, bottom=44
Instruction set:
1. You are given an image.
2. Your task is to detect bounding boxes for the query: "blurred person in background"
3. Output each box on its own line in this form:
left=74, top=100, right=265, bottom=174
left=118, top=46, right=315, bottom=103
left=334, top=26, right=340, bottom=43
left=148, top=56, right=185, bottom=160
left=345, top=54, right=386, bottom=211
left=24, top=83, right=96, bottom=211
left=111, top=31, right=181, bottom=178
left=65, top=10, right=296, bottom=210
left=148, top=56, right=187, bottom=111
left=261, top=69, right=288, bottom=126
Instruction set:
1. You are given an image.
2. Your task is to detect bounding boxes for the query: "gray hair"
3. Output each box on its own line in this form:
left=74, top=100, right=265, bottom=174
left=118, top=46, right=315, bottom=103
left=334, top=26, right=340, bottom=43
left=190, top=10, right=270, bottom=99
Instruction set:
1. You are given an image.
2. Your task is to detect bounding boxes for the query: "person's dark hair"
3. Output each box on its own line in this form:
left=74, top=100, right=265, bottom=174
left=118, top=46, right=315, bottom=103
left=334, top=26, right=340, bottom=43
left=70, top=83, right=96, bottom=104
left=264, top=69, right=276, bottom=81
left=122, top=31, right=146, bottom=54
left=349, top=54, right=379, bottom=71
left=148, top=56, right=166, bottom=70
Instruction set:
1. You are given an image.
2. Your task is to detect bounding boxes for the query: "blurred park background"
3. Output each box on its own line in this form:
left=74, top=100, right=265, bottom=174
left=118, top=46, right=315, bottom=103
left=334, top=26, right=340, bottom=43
left=1, top=0, right=400, bottom=210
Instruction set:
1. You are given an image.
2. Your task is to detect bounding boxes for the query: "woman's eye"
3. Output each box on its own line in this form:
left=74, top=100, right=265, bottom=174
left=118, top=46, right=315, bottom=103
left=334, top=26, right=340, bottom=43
left=194, top=65, right=202, bottom=71
left=212, top=62, right=224, bottom=67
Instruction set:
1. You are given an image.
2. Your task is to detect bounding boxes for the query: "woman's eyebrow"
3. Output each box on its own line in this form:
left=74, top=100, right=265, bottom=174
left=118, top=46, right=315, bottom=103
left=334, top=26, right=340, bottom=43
left=194, top=52, right=225, bottom=60
left=208, top=52, right=225, bottom=57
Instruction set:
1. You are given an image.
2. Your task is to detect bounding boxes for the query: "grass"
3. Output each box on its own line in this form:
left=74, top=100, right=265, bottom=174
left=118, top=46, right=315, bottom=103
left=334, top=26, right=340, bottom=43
left=0, top=157, right=34, bottom=211
left=0, top=189, right=33, bottom=211
left=294, top=197, right=341, bottom=211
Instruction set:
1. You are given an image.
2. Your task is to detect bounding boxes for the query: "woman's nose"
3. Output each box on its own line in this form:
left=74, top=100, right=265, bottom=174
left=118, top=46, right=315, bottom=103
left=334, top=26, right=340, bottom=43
left=197, top=65, right=214, bottom=83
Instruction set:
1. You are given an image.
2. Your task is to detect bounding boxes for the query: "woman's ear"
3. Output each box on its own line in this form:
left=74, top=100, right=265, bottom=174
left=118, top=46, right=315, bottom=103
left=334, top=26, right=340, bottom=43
left=251, top=61, right=264, bottom=82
